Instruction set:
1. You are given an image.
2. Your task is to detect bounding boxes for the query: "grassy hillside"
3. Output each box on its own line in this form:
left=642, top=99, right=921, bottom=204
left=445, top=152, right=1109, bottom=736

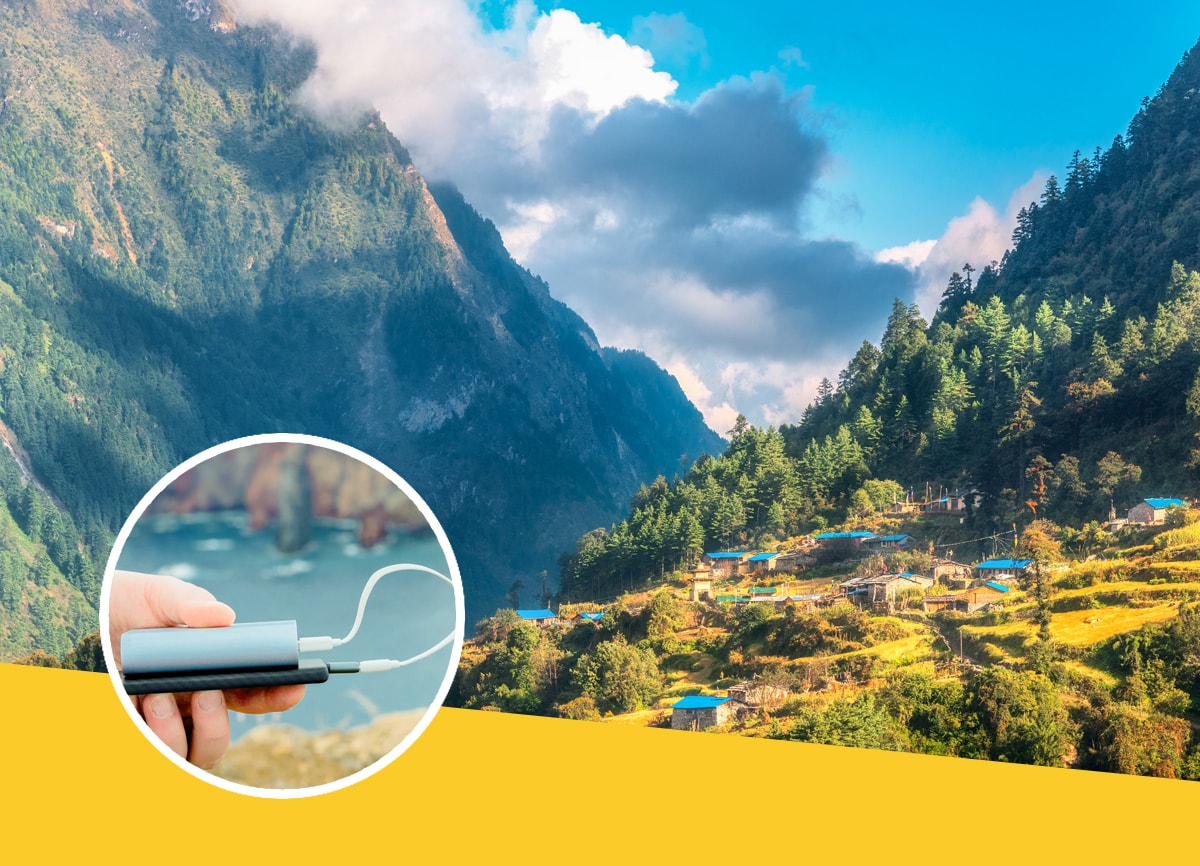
left=452, top=510, right=1200, bottom=780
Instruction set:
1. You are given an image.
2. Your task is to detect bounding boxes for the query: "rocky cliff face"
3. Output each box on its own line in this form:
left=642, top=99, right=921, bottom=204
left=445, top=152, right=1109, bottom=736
left=0, top=0, right=722, bottom=639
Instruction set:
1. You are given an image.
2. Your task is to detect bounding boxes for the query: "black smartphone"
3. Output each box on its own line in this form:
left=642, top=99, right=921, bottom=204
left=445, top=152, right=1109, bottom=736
left=121, top=658, right=334, bottom=695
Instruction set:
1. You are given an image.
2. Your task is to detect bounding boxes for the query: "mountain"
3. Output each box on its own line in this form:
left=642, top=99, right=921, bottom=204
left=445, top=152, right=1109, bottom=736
left=448, top=41, right=1200, bottom=786
left=0, top=0, right=722, bottom=656
left=781, top=38, right=1200, bottom=531
left=0, top=437, right=95, bottom=660
left=993, top=41, right=1200, bottom=314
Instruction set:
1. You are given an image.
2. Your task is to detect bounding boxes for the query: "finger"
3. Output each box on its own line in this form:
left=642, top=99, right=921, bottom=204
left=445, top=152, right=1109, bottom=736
left=226, top=684, right=307, bottom=715
left=140, top=572, right=236, bottom=629
left=110, top=572, right=236, bottom=671
left=141, top=693, right=189, bottom=761
left=187, top=691, right=230, bottom=770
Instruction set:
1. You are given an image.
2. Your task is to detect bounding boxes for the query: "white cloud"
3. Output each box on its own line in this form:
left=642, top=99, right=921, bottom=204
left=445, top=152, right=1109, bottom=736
left=876, top=239, right=936, bottom=269
left=233, top=1, right=914, bottom=429
left=237, top=1, right=676, bottom=173
left=526, top=10, right=676, bottom=117
left=884, top=173, right=1048, bottom=318
left=500, top=198, right=564, bottom=261
left=658, top=354, right=739, bottom=435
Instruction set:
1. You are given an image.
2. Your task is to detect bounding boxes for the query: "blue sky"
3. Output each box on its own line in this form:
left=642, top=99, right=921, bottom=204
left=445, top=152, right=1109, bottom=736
left=244, top=1, right=1200, bottom=430
left=545, top=1, right=1200, bottom=250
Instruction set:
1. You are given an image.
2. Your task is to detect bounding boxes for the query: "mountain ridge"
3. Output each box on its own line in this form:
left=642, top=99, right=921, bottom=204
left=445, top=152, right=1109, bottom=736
left=775, top=36, right=1200, bottom=532
left=0, top=0, right=722, bottom=654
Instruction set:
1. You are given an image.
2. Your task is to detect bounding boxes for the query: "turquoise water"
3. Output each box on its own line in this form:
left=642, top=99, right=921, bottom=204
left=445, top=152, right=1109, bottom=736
left=115, top=512, right=457, bottom=740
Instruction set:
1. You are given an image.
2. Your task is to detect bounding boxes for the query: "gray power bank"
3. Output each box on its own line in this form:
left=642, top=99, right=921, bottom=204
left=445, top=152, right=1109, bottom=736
left=120, top=620, right=300, bottom=676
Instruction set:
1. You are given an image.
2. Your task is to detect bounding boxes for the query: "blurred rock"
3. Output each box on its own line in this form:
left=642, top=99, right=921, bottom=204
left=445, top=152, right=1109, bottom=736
left=357, top=503, right=388, bottom=548
left=149, top=443, right=429, bottom=543
left=274, top=445, right=313, bottom=554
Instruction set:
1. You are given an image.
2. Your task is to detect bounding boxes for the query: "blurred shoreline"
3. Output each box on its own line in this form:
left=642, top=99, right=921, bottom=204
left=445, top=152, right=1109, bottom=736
left=212, top=709, right=427, bottom=789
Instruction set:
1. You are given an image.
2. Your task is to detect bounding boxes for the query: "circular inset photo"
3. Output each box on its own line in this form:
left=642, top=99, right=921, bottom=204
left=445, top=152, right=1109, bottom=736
left=98, top=434, right=463, bottom=797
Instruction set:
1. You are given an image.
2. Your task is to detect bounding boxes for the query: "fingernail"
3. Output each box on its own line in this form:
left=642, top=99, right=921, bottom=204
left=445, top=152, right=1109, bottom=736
left=196, top=690, right=225, bottom=712
left=147, top=694, right=175, bottom=719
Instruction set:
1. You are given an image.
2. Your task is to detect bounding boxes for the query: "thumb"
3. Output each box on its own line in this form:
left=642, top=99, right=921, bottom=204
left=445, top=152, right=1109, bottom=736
left=142, top=573, right=236, bottom=629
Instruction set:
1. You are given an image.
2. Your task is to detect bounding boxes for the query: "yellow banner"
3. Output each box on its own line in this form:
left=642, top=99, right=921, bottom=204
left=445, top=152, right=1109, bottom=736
left=1, top=663, right=1194, bottom=862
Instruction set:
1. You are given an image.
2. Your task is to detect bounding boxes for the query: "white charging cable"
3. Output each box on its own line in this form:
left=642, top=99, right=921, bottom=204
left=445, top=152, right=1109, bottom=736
left=298, top=563, right=457, bottom=673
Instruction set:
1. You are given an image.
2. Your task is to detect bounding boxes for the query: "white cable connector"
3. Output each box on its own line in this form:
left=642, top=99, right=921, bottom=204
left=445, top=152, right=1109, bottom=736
left=351, top=631, right=458, bottom=674
left=358, top=659, right=398, bottom=674
left=297, top=635, right=339, bottom=653
left=297, top=563, right=456, bottom=670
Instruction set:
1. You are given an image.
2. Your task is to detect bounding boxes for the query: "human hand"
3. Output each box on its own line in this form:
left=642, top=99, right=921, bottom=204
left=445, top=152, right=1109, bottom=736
left=109, top=570, right=306, bottom=769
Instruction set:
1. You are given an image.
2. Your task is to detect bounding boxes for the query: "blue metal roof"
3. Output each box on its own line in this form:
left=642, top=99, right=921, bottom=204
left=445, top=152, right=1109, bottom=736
left=747, top=553, right=779, bottom=561
left=1144, top=498, right=1185, bottom=509
left=576, top=612, right=603, bottom=621
left=982, top=582, right=1011, bottom=592
left=815, top=531, right=876, bottom=539
left=706, top=551, right=750, bottom=558
left=976, top=559, right=1032, bottom=570
left=880, top=534, right=911, bottom=542
left=516, top=609, right=556, bottom=619
left=672, top=696, right=731, bottom=710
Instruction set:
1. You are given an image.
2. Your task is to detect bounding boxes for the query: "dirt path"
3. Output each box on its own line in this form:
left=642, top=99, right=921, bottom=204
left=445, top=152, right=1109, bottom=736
left=895, top=611, right=984, bottom=670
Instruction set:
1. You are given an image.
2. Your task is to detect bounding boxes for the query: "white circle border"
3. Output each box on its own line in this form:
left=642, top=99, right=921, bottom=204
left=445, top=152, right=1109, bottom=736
left=97, top=433, right=466, bottom=799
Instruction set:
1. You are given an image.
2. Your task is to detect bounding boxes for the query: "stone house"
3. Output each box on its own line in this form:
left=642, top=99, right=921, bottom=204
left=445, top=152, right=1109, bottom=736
left=704, top=551, right=752, bottom=577
left=727, top=682, right=790, bottom=709
left=929, top=558, right=973, bottom=588
left=839, top=573, right=927, bottom=607
left=813, top=531, right=876, bottom=546
left=962, top=582, right=1009, bottom=612
left=1127, top=498, right=1186, bottom=525
left=862, top=534, right=911, bottom=551
left=671, top=696, right=738, bottom=731
left=923, top=593, right=962, bottom=613
left=923, top=581, right=1010, bottom=614
left=974, top=559, right=1033, bottom=583
left=773, top=549, right=810, bottom=572
left=746, top=552, right=780, bottom=572
left=516, top=609, right=558, bottom=626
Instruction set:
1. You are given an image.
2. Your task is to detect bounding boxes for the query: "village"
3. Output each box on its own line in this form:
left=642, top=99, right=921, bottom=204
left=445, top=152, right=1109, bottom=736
left=500, top=493, right=1190, bottom=732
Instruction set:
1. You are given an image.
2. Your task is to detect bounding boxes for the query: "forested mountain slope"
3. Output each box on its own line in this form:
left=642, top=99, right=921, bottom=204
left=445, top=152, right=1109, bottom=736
left=783, top=38, right=1200, bottom=530
left=0, top=0, right=721, bottom=655
left=553, top=39, right=1200, bottom=606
